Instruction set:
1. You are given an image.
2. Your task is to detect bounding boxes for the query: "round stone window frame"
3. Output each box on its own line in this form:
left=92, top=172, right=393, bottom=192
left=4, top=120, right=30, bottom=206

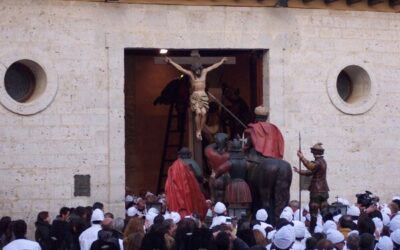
left=0, top=52, right=58, bottom=115
left=326, top=58, right=379, bottom=115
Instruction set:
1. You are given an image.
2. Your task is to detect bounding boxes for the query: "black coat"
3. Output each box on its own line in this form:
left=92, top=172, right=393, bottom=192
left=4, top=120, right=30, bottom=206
left=35, top=221, right=52, bottom=250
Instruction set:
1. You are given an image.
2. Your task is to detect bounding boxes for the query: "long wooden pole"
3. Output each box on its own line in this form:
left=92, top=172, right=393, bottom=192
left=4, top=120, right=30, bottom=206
left=299, top=132, right=302, bottom=221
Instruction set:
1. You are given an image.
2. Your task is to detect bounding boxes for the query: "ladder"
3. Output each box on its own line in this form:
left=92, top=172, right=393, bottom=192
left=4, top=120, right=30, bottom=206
left=156, top=103, right=187, bottom=193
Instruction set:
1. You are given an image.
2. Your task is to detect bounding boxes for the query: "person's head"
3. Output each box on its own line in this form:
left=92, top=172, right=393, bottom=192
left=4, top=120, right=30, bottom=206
left=178, top=147, right=192, bottom=159
left=389, top=202, right=399, bottom=215
left=104, top=212, right=114, bottom=219
left=339, top=215, right=357, bottom=230
left=346, top=233, right=360, bottom=250
left=124, top=217, right=145, bottom=238
left=254, top=106, right=269, bottom=122
left=191, top=62, right=203, bottom=78
left=12, top=220, right=27, bottom=239
left=91, top=208, right=105, bottom=224
left=316, top=239, right=334, bottom=250
left=214, top=133, right=229, bottom=152
left=253, top=227, right=267, bottom=247
left=36, top=211, right=50, bottom=224
left=359, top=233, right=375, bottom=250
left=162, top=219, right=177, bottom=236
left=59, top=207, right=70, bottom=221
left=0, top=216, right=11, bottom=234
left=136, top=198, right=146, bottom=211
left=214, top=202, right=227, bottom=216
left=75, top=206, right=87, bottom=219
left=93, top=202, right=104, bottom=211
left=305, top=237, right=317, bottom=250
left=310, top=142, right=324, bottom=157
left=101, top=217, right=113, bottom=231
left=357, top=215, right=375, bottom=235
left=214, top=231, right=232, bottom=250
left=289, top=200, right=300, bottom=213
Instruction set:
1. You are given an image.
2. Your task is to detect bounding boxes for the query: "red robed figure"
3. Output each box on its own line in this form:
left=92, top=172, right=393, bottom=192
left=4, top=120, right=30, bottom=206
left=165, top=158, right=207, bottom=219
left=245, top=122, right=285, bottom=159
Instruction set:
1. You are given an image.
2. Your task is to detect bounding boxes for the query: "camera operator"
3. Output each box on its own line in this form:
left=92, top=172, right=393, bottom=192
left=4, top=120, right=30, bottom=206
left=355, top=191, right=382, bottom=220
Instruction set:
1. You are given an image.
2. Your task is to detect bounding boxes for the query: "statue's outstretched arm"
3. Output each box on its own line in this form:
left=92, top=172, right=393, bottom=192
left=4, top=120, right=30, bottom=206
left=204, top=57, right=227, bottom=73
left=165, top=57, right=194, bottom=78
left=215, top=161, right=231, bottom=178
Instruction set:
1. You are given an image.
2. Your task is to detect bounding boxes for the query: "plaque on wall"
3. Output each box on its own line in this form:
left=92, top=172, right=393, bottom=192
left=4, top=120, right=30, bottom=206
left=74, top=175, right=91, bottom=197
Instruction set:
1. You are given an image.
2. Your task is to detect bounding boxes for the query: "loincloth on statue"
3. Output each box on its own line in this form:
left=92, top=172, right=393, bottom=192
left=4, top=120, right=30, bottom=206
left=224, top=179, right=252, bottom=204
left=309, top=192, right=329, bottom=205
left=190, top=91, right=209, bottom=112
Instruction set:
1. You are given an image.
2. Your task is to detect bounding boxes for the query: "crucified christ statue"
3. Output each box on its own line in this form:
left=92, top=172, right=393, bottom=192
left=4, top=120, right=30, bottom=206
left=165, top=56, right=227, bottom=141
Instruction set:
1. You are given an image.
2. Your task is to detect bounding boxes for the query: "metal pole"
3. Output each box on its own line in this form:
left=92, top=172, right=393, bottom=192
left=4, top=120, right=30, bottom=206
left=207, top=92, right=248, bottom=129
left=299, top=132, right=302, bottom=221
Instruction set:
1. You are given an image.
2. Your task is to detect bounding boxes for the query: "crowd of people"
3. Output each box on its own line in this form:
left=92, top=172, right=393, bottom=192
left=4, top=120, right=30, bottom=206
left=2, top=192, right=400, bottom=250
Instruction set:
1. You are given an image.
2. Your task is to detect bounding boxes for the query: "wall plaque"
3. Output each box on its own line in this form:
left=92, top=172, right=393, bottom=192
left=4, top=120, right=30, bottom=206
left=74, top=175, right=90, bottom=197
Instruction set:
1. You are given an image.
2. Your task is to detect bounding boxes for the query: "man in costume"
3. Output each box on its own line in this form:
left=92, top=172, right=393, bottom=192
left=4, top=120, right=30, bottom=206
left=165, top=56, right=227, bottom=140
left=205, top=133, right=230, bottom=203
left=293, top=142, right=329, bottom=233
left=213, top=139, right=252, bottom=206
left=245, top=105, right=285, bottom=160
left=165, top=148, right=207, bottom=219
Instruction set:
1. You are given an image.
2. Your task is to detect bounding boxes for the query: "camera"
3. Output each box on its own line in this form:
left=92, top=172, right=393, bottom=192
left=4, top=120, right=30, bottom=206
left=356, top=191, right=379, bottom=208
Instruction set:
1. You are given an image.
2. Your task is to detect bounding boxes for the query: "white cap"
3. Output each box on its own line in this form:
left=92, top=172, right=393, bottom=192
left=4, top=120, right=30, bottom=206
left=326, top=229, right=344, bottom=244
left=348, top=230, right=359, bottom=236
left=391, top=229, right=400, bottom=245
left=253, top=224, right=266, bottom=238
left=273, top=225, right=295, bottom=249
left=333, top=214, right=342, bottom=223
left=145, top=211, right=157, bottom=226
left=347, top=205, right=360, bottom=217
left=372, top=217, right=383, bottom=233
left=148, top=207, right=159, bottom=215
left=323, top=220, right=337, bottom=234
left=214, top=202, right=226, bottom=214
left=256, top=209, right=268, bottom=222
left=337, top=198, right=350, bottom=207
left=381, top=205, right=392, bottom=216
left=376, top=236, right=394, bottom=250
left=293, top=221, right=306, bottom=239
left=280, top=209, right=293, bottom=222
left=91, top=208, right=105, bottom=222
left=127, top=206, right=139, bottom=217
left=125, top=195, right=134, bottom=202
left=283, top=206, right=294, bottom=214
left=393, top=196, right=400, bottom=201
left=390, top=215, right=400, bottom=232
left=382, top=212, right=391, bottom=226
left=170, top=212, right=181, bottom=224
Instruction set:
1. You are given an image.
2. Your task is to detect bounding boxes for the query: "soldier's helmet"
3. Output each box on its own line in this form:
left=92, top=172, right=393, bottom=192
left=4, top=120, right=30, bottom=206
left=310, top=142, right=324, bottom=155
left=228, top=139, right=242, bottom=152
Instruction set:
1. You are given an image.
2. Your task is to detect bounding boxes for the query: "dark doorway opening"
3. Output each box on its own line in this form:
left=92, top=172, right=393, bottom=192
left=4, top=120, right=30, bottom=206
left=124, top=48, right=266, bottom=195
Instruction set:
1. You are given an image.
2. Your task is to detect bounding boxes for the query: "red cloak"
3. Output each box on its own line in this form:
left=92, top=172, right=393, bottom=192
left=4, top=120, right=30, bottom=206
left=165, top=158, right=207, bottom=219
left=245, top=122, right=285, bottom=159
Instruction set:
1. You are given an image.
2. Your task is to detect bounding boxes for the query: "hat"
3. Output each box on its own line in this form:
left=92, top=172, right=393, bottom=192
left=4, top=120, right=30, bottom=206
left=147, top=207, right=159, bottom=215
left=214, top=202, right=226, bottom=214
left=127, top=206, right=139, bottom=217
left=323, top=220, right=337, bottom=234
left=310, top=142, right=324, bottom=155
left=390, top=215, right=400, bottom=232
left=293, top=221, right=306, bottom=239
left=273, top=225, right=295, bottom=249
left=348, top=230, right=359, bottom=236
left=373, top=217, right=383, bottom=233
left=253, top=224, right=266, bottom=238
left=280, top=209, right=293, bottom=222
left=145, top=211, right=157, bottom=226
left=382, top=213, right=391, bottom=226
left=376, top=236, right=394, bottom=250
left=337, top=197, right=350, bottom=207
left=326, top=229, right=344, bottom=244
left=347, top=205, right=360, bottom=217
left=391, top=229, right=400, bottom=244
left=125, top=195, right=134, bottom=202
left=91, top=208, right=105, bottom=222
left=381, top=205, right=392, bottom=216
left=254, top=106, right=269, bottom=117
left=256, top=209, right=268, bottom=222
left=333, top=214, right=342, bottom=223
left=170, top=212, right=181, bottom=224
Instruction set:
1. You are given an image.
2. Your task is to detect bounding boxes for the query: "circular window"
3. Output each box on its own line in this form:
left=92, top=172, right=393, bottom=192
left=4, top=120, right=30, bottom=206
left=0, top=55, right=58, bottom=115
left=327, top=61, right=378, bottom=115
left=5, top=62, right=36, bottom=103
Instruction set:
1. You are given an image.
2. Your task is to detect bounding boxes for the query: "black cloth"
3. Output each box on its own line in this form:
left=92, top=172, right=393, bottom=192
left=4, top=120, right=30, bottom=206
left=50, top=217, right=72, bottom=250
left=35, top=221, right=52, bottom=250
left=233, top=237, right=250, bottom=250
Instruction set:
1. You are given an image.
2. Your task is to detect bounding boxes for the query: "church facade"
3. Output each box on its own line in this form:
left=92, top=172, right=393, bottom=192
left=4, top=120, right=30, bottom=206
left=1, top=0, right=400, bottom=225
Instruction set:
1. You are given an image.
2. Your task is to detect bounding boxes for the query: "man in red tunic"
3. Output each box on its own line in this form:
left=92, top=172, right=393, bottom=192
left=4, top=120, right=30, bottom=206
left=165, top=148, right=207, bottom=219
left=245, top=106, right=284, bottom=159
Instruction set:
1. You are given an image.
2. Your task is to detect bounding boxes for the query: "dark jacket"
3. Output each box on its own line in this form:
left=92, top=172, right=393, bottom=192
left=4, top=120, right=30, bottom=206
left=35, top=221, right=52, bottom=250
left=50, top=217, right=72, bottom=250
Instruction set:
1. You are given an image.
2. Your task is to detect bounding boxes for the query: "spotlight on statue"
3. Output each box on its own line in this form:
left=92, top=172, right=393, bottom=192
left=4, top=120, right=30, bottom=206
left=160, top=49, right=168, bottom=54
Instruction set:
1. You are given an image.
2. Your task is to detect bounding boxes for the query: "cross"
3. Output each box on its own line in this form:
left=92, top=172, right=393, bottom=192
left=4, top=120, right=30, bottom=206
left=154, top=50, right=236, bottom=65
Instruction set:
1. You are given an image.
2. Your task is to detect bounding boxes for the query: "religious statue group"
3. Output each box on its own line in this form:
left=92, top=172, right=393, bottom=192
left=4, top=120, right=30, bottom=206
left=163, top=55, right=330, bottom=227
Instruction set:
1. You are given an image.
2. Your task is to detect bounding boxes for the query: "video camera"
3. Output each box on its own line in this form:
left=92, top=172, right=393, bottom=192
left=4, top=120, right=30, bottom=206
left=356, top=191, right=379, bottom=208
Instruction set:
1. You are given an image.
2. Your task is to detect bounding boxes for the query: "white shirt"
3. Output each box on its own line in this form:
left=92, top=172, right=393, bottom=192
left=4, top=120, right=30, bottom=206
left=3, top=239, right=41, bottom=250
left=79, top=224, right=102, bottom=250
left=210, top=215, right=229, bottom=229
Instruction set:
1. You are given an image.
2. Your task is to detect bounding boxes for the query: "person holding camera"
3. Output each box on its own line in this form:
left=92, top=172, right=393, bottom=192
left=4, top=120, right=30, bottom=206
left=293, top=142, right=329, bottom=233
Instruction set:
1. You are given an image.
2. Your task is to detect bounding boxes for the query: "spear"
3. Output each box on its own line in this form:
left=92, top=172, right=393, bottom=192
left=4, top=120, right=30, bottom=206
left=299, top=132, right=302, bottom=221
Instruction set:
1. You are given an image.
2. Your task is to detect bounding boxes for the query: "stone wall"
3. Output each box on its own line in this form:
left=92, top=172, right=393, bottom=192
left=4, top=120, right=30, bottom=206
left=0, top=0, right=399, bottom=235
